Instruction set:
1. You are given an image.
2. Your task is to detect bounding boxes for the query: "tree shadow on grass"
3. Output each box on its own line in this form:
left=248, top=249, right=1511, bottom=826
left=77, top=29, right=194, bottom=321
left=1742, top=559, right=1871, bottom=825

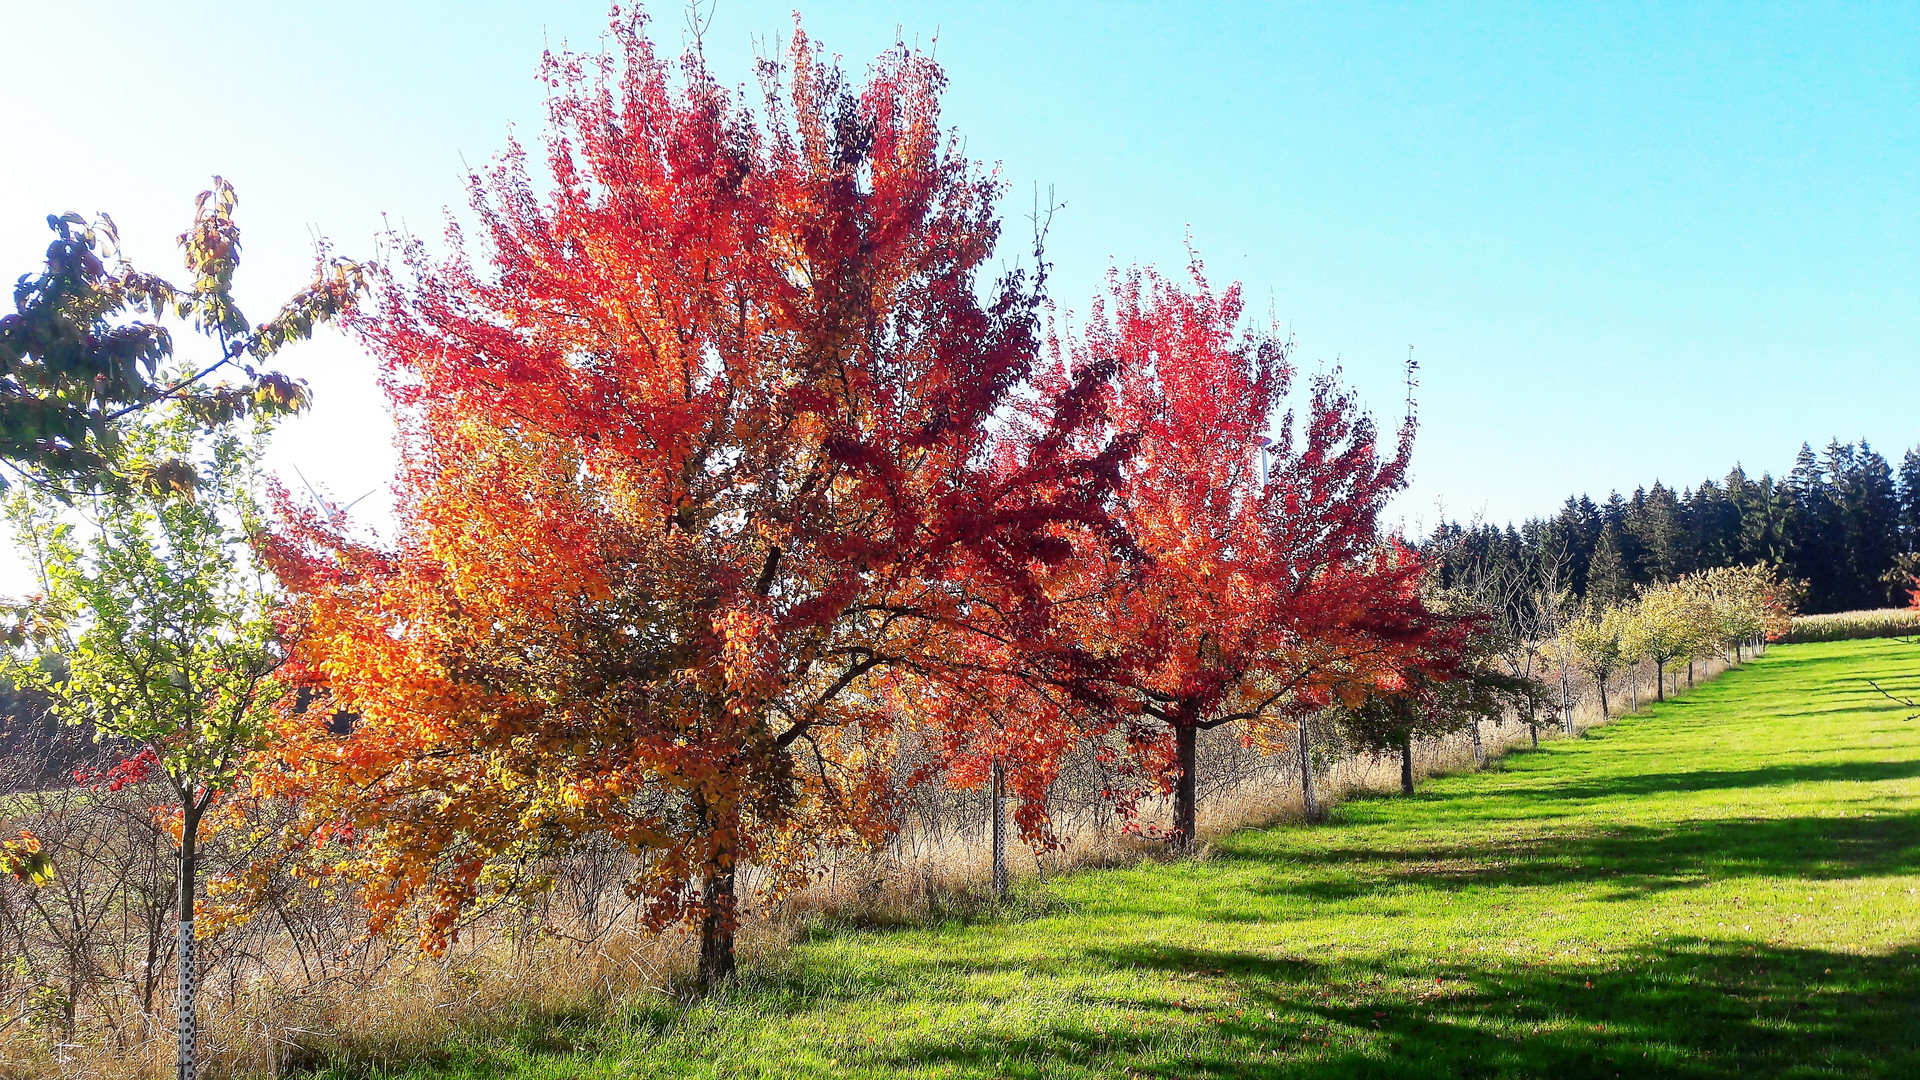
left=783, top=937, right=1920, bottom=1079
left=1531, top=758, right=1920, bottom=803
left=1052, top=938, right=1920, bottom=1079
left=1734, top=649, right=1902, bottom=675
left=299, top=834, right=1920, bottom=1079
left=1224, top=809, right=1920, bottom=905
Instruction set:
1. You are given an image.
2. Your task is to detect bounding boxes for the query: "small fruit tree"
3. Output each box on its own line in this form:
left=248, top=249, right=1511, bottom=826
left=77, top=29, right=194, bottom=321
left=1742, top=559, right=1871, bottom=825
left=5, top=411, right=285, bottom=1080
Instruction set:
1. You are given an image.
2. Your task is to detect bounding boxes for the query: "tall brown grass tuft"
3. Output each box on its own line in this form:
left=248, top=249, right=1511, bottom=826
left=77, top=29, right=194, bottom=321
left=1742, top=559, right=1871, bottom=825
left=1781, top=608, right=1920, bottom=644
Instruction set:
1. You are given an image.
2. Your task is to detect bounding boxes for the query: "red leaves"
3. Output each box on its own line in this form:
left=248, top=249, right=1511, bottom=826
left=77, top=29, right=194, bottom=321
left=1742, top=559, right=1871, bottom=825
left=71, top=746, right=159, bottom=793
left=1031, top=263, right=1449, bottom=841
left=252, top=8, right=1476, bottom=967
left=1083, top=262, right=1420, bottom=702
left=262, top=10, right=1115, bottom=962
left=715, top=603, right=780, bottom=719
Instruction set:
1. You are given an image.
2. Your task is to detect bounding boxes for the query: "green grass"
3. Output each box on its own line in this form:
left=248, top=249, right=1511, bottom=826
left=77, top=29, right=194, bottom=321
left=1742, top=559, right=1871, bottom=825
left=319, top=639, right=1920, bottom=1078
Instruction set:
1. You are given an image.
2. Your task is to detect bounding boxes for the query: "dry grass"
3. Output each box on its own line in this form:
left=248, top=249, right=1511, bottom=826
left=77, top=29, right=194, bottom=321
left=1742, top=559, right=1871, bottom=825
left=0, top=922, right=686, bottom=1079
left=1782, top=607, right=1920, bottom=643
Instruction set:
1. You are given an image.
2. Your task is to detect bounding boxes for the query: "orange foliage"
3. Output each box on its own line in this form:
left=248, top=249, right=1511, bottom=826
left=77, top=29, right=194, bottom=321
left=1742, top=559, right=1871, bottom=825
left=256, top=12, right=1475, bottom=987
left=260, top=14, right=1115, bottom=984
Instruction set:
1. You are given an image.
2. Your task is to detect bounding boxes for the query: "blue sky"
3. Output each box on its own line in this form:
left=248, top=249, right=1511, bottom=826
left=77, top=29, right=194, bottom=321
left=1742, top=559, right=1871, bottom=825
left=2, top=1, right=1915, bottom=543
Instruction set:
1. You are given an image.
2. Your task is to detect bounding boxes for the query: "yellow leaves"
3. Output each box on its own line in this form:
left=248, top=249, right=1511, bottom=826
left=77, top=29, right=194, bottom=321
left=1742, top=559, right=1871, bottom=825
left=1619, top=579, right=1722, bottom=664
left=0, top=831, right=54, bottom=887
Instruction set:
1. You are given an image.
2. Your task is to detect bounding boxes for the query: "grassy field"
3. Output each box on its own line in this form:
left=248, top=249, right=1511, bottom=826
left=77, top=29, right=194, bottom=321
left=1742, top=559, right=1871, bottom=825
left=320, top=638, right=1920, bottom=1079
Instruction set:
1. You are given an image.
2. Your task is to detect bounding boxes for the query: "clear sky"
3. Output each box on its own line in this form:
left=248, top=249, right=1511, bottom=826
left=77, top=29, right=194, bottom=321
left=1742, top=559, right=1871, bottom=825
left=2, top=1, right=1915, bottom=547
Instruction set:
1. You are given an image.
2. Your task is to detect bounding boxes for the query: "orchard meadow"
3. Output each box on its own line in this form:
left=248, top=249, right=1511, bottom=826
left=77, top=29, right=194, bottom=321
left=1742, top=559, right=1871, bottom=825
left=1, top=9, right=1913, bottom=1079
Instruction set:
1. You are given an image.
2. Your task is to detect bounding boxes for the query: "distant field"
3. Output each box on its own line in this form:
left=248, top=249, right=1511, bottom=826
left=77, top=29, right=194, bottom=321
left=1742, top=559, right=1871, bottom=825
left=1783, top=607, right=1920, bottom=643
left=313, top=638, right=1920, bottom=1079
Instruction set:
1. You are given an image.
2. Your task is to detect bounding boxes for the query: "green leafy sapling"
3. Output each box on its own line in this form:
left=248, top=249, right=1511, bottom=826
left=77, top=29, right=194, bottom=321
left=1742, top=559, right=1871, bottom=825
left=4, top=408, right=287, bottom=1080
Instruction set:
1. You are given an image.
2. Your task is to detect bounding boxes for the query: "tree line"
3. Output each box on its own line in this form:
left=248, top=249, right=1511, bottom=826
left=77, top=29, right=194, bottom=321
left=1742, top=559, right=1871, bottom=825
left=1427, top=439, right=1919, bottom=615
left=1554, top=564, right=1790, bottom=711
left=1, top=18, right=1477, bottom=1056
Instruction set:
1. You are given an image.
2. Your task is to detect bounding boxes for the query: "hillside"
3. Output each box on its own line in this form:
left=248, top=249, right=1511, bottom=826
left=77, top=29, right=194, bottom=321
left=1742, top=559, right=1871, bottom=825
left=319, top=638, right=1920, bottom=1079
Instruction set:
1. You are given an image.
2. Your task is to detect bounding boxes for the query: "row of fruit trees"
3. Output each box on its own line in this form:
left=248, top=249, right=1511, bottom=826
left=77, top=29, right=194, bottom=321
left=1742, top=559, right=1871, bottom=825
left=0, top=14, right=1801, bottom=1075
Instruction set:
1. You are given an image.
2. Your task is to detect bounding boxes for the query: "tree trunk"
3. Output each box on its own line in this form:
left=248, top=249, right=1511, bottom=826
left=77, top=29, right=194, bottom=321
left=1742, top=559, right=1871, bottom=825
left=1467, top=717, right=1485, bottom=767
left=697, top=859, right=737, bottom=990
left=1172, top=722, right=1198, bottom=852
left=1687, top=659, right=1695, bottom=688
left=1598, top=674, right=1610, bottom=719
left=990, top=757, right=1008, bottom=898
left=1529, top=722, right=1539, bottom=748
left=1399, top=731, right=1415, bottom=796
left=142, top=917, right=163, bottom=1018
left=1296, top=718, right=1318, bottom=821
left=176, top=805, right=200, bottom=1080
left=1655, top=661, right=1666, bottom=702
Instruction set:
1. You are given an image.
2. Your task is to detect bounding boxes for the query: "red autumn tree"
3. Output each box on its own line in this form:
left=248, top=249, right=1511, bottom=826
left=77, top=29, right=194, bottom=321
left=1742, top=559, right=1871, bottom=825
left=1056, top=263, right=1452, bottom=849
left=261, top=14, right=1115, bottom=987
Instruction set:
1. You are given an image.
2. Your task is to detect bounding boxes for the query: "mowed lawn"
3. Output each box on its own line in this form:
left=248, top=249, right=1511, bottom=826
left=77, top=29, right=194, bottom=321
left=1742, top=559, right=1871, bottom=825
left=334, top=638, right=1920, bottom=1079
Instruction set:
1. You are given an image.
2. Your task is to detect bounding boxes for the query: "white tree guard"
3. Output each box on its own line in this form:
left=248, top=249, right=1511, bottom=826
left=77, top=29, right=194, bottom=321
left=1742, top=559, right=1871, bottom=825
left=177, top=920, right=197, bottom=1080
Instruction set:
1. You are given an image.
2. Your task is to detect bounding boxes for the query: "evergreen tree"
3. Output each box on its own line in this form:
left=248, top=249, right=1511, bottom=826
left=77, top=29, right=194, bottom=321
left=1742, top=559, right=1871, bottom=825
left=1784, top=444, right=1843, bottom=611
left=1620, top=487, right=1652, bottom=583
left=1586, top=524, right=1632, bottom=609
left=1602, top=491, right=1631, bottom=537
left=1638, top=482, right=1688, bottom=582
left=1736, top=470, right=1789, bottom=568
left=1687, top=479, right=1739, bottom=570
left=1898, top=448, right=1920, bottom=553
left=1838, top=442, right=1900, bottom=606
left=1553, top=496, right=1602, bottom=592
